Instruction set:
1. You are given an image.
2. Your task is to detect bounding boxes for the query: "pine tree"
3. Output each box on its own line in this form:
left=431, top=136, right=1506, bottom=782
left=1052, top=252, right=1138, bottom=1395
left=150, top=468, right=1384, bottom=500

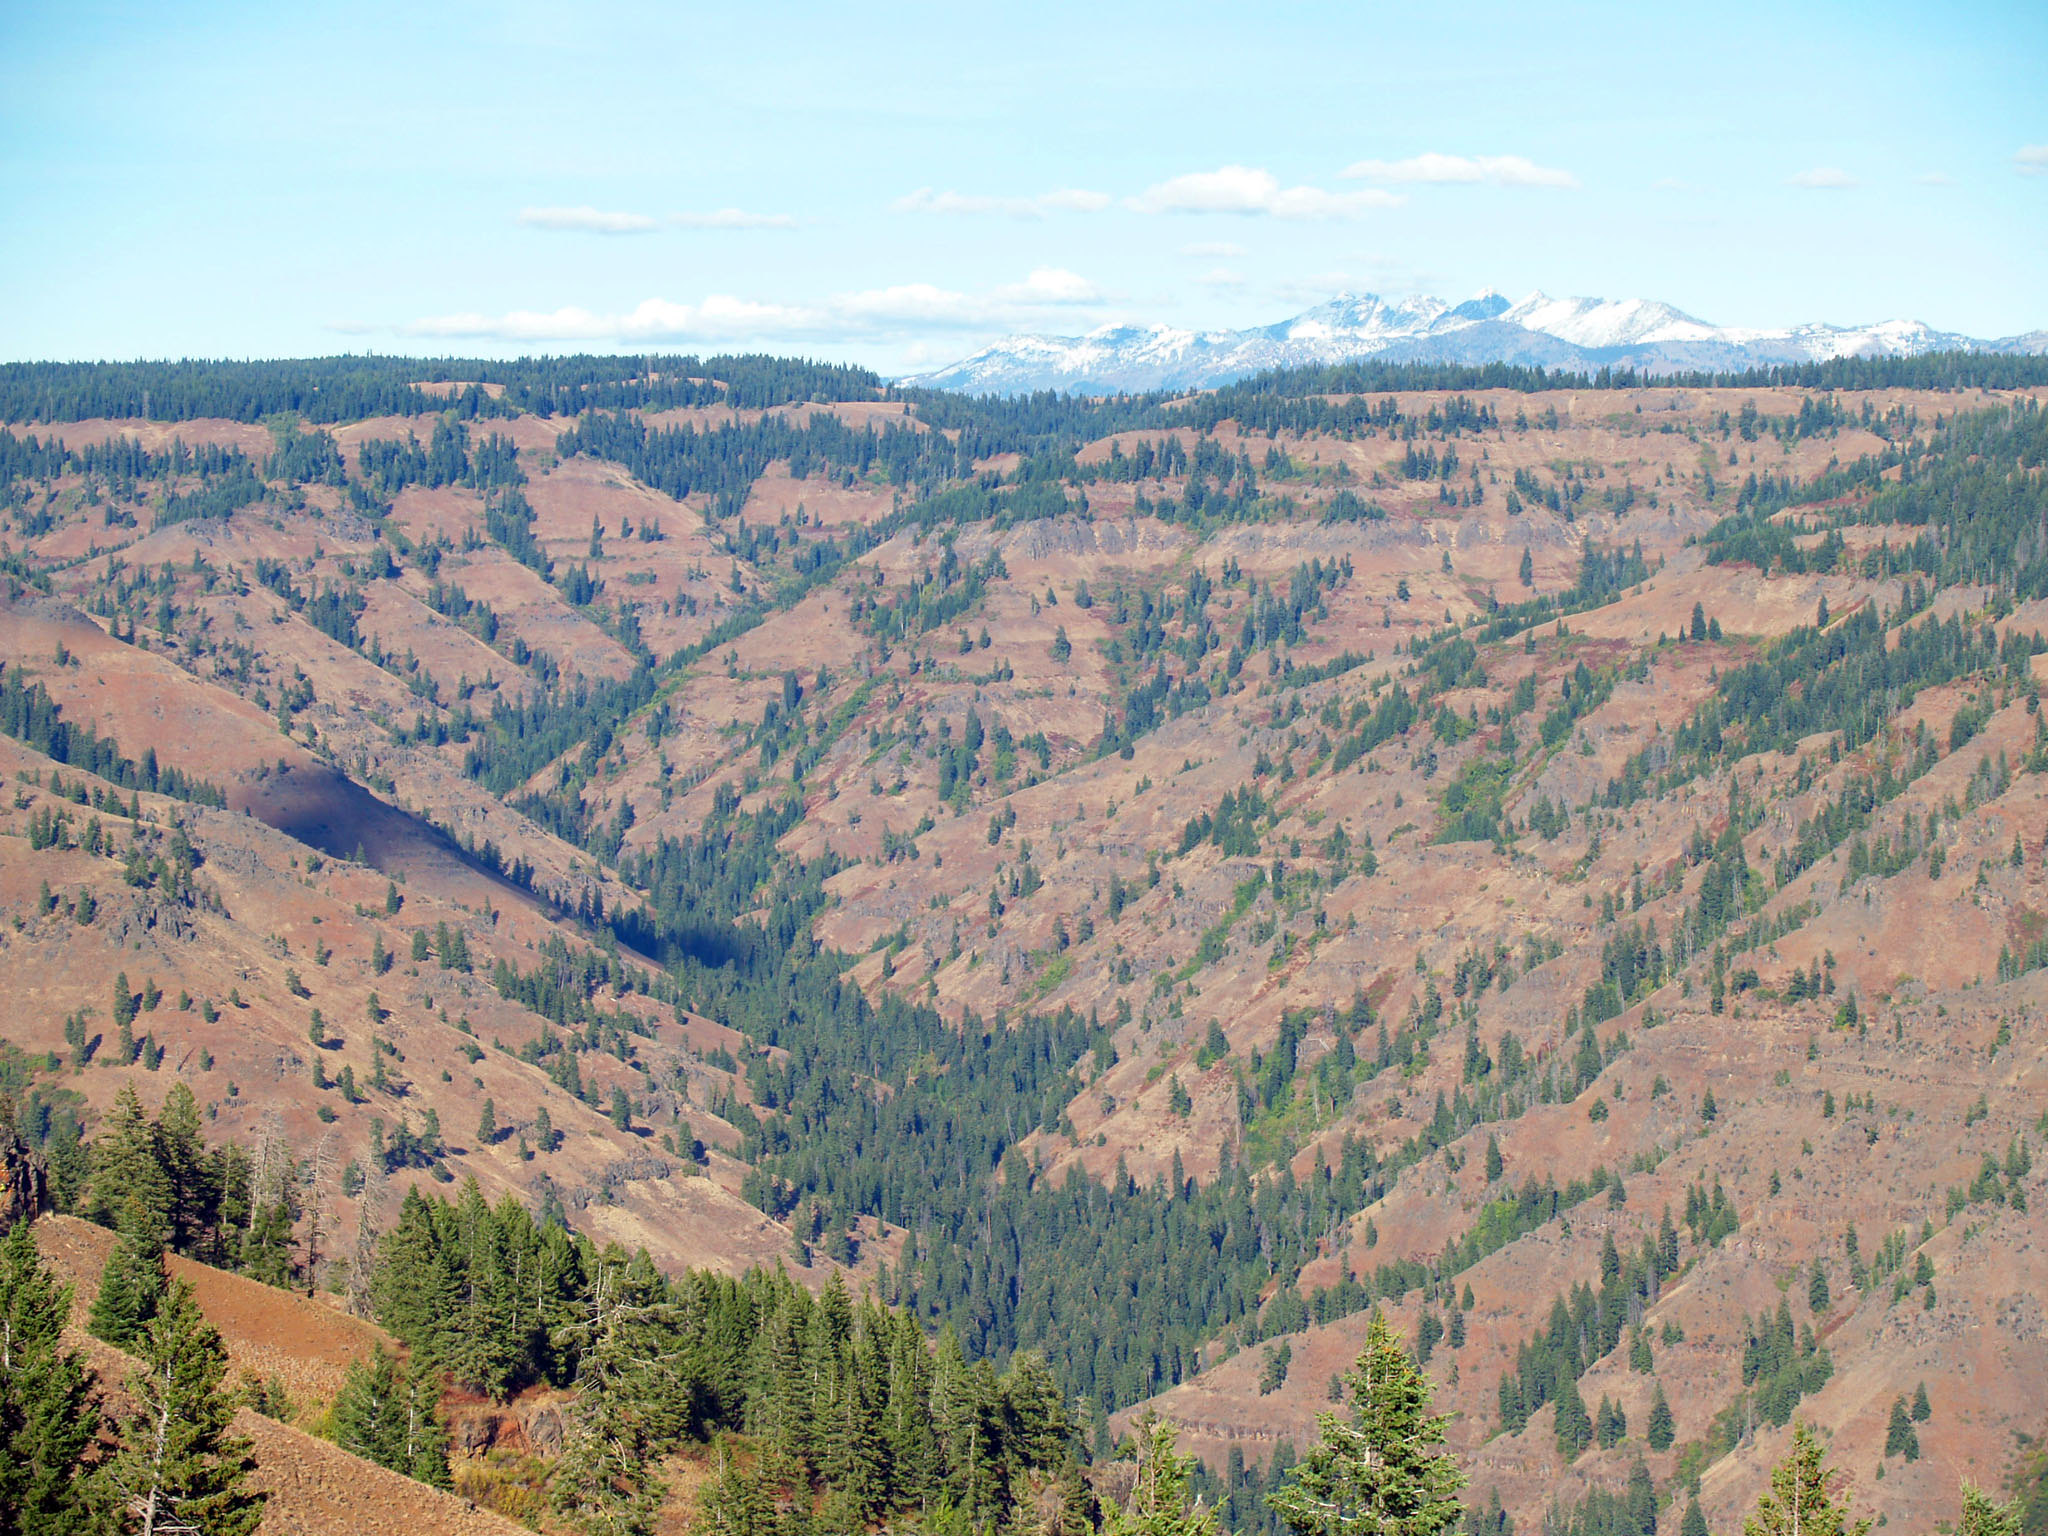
left=693, top=1439, right=776, bottom=1536
left=1884, top=1398, right=1920, bottom=1460
left=1484, top=1135, right=1504, bottom=1182
left=477, top=1099, right=497, bottom=1146
left=1553, top=1374, right=1593, bottom=1460
left=1105, top=1410, right=1219, bottom=1536
left=82, top=1086, right=172, bottom=1235
left=1955, top=1484, right=2022, bottom=1536
left=399, top=1356, right=451, bottom=1487
left=817, top=1364, right=886, bottom=1525
left=329, top=1346, right=403, bottom=1467
left=1646, top=1381, right=1675, bottom=1451
left=1808, top=1262, right=1830, bottom=1314
left=330, top=1346, right=449, bottom=1488
left=884, top=1307, right=943, bottom=1502
left=93, top=1278, right=266, bottom=1536
left=1911, top=1381, right=1930, bottom=1422
left=370, top=1187, right=459, bottom=1357
left=153, top=1083, right=216, bottom=1258
left=550, top=1261, right=675, bottom=1536
left=1625, top=1461, right=1656, bottom=1536
left=1629, top=1329, right=1654, bottom=1373
left=1267, top=1307, right=1466, bottom=1536
left=443, top=1180, right=520, bottom=1399
left=0, top=1218, right=104, bottom=1535
left=1595, top=1395, right=1626, bottom=1448
left=88, top=1198, right=168, bottom=1350
left=1682, top=1500, right=1709, bottom=1536
left=1743, top=1422, right=1870, bottom=1536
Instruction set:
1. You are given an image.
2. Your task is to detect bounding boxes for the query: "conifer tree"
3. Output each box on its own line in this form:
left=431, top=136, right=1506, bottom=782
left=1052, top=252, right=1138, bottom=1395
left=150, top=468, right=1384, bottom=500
left=93, top=1278, right=266, bottom=1536
left=1553, top=1374, right=1593, bottom=1460
left=1743, top=1422, right=1870, bottom=1536
left=1955, top=1484, right=2022, bottom=1536
left=1268, top=1307, right=1465, bottom=1536
left=1105, top=1411, right=1219, bottom=1536
left=330, top=1346, right=450, bottom=1488
left=0, top=1218, right=103, bottom=1535
left=1681, top=1499, right=1709, bottom=1536
left=445, top=1180, right=521, bottom=1398
left=817, top=1364, right=886, bottom=1526
left=1883, top=1397, right=1920, bottom=1460
left=930, top=1324, right=1000, bottom=1516
left=371, top=1186, right=458, bottom=1356
left=1646, top=1381, right=1675, bottom=1452
left=82, top=1085, right=172, bottom=1235
left=330, top=1346, right=400, bottom=1464
left=88, top=1197, right=168, bottom=1350
left=885, top=1306, right=943, bottom=1501
left=550, top=1261, right=673, bottom=1536
left=693, top=1439, right=776, bottom=1536
left=153, top=1084, right=215, bottom=1257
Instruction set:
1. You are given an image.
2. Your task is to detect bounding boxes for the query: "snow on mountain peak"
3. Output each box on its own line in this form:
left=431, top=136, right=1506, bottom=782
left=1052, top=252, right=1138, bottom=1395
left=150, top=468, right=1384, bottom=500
left=896, top=287, right=2041, bottom=395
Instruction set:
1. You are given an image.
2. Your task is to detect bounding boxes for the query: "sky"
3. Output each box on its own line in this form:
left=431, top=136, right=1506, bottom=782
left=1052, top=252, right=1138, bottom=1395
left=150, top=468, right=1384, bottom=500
left=1, top=0, right=2044, bottom=375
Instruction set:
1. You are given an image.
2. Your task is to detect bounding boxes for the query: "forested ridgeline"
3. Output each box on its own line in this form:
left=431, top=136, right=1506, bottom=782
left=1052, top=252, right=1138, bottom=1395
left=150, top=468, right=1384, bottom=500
left=5, top=345, right=2044, bottom=439
left=0, top=354, right=881, bottom=424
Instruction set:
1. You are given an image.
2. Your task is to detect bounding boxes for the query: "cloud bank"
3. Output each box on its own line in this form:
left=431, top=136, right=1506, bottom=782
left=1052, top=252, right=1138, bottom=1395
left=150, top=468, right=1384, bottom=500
left=517, top=206, right=659, bottom=234
left=1126, top=166, right=1400, bottom=218
left=401, top=268, right=1105, bottom=344
left=1341, top=152, right=1578, bottom=188
left=893, top=187, right=1112, bottom=217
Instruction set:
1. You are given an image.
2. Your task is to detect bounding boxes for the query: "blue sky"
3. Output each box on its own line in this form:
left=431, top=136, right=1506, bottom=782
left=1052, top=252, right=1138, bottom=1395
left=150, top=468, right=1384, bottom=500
left=2, top=0, right=2043, bottom=373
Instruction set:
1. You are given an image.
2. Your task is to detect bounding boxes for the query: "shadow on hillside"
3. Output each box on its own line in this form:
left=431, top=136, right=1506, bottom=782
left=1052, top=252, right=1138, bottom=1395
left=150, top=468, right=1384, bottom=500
left=231, top=759, right=539, bottom=907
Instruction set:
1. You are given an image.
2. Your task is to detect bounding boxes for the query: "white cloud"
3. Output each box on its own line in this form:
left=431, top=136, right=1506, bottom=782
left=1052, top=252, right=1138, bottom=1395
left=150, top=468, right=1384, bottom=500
left=670, top=208, right=798, bottom=229
left=1194, top=268, right=1246, bottom=290
left=401, top=268, right=1109, bottom=344
left=516, top=205, right=794, bottom=233
left=1651, top=177, right=1690, bottom=192
left=517, top=205, right=659, bottom=234
left=1787, top=167, right=1857, bottom=189
left=892, top=186, right=1112, bottom=217
left=993, top=267, right=1102, bottom=304
left=1915, top=172, right=1954, bottom=187
left=1127, top=165, right=1400, bottom=218
left=1180, top=241, right=1247, bottom=258
left=2017, top=145, right=2048, bottom=176
left=836, top=283, right=994, bottom=327
left=1341, top=152, right=1578, bottom=188
left=406, top=294, right=821, bottom=342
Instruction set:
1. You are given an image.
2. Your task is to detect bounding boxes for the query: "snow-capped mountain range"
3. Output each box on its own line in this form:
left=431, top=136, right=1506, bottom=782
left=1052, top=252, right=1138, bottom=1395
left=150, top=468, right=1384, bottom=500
left=900, top=290, right=2048, bottom=395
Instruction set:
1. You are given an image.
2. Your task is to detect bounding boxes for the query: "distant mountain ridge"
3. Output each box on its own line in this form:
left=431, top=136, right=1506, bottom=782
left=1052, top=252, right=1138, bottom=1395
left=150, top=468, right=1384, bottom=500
left=901, top=289, right=2048, bottom=395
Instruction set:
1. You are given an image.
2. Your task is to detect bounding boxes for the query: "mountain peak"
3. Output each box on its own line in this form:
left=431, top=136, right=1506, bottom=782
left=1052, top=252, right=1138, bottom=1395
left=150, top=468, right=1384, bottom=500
left=897, top=287, right=2041, bottom=395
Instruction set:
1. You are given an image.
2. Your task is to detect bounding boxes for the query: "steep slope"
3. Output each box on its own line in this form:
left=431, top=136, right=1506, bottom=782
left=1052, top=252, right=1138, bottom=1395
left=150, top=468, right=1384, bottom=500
left=5, top=358, right=2048, bottom=1535
left=32, top=1216, right=527, bottom=1536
